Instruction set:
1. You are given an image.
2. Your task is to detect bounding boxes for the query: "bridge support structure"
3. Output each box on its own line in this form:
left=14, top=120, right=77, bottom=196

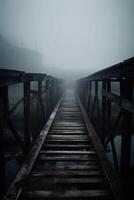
left=76, top=57, right=134, bottom=177
left=0, top=69, right=64, bottom=198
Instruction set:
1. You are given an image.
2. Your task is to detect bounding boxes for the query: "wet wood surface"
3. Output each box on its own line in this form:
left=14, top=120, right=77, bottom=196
left=4, top=90, right=121, bottom=200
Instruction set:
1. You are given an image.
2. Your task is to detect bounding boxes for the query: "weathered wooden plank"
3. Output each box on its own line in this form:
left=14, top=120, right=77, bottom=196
left=31, top=170, right=102, bottom=176
left=49, top=132, right=87, bottom=135
left=53, top=122, right=85, bottom=126
left=24, top=189, right=112, bottom=198
left=26, top=177, right=105, bottom=186
left=34, top=164, right=100, bottom=170
left=40, top=150, right=95, bottom=155
left=38, top=155, right=96, bottom=161
left=47, top=135, right=88, bottom=139
left=45, top=139, right=89, bottom=143
left=50, top=130, right=86, bottom=133
left=42, top=144, right=91, bottom=150
left=51, top=126, right=86, bottom=130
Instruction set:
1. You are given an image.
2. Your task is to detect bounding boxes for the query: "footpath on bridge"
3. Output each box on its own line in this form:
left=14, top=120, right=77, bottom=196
left=4, top=90, right=121, bottom=200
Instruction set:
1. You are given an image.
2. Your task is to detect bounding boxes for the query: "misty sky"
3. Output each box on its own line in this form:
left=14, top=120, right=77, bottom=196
left=0, top=0, right=134, bottom=79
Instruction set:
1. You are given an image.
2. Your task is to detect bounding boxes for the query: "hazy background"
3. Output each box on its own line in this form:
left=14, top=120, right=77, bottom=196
left=0, top=0, right=134, bottom=80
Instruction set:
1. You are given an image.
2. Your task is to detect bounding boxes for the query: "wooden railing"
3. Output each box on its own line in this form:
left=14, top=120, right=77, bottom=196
left=0, top=69, right=64, bottom=196
left=76, top=57, right=134, bottom=176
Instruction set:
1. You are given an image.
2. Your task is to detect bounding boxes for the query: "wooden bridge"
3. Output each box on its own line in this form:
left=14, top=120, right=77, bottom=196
left=1, top=57, right=134, bottom=200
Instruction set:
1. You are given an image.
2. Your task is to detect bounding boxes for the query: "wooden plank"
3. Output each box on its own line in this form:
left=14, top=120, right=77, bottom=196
left=33, top=164, right=100, bottom=170
left=53, top=122, right=85, bottom=126
left=31, top=170, right=102, bottom=177
left=27, top=177, right=105, bottom=185
left=42, top=144, right=91, bottom=150
left=49, top=132, right=87, bottom=135
left=24, top=189, right=112, bottom=198
left=51, top=126, right=86, bottom=130
left=45, top=139, right=88, bottom=143
left=38, top=155, right=96, bottom=161
left=40, top=150, right=95, bottom=155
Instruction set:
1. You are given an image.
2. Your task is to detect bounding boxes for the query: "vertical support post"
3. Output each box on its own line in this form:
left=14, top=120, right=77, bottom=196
left=49, top=79, right=52, bottom=113
left=38, top=79, right=42, bottom=119
left=107, top=80, right=119, bottom=172
left=106, top=79, right=112, bottom=135
left=81, top=81, right=85, bottom=105
left=85, top=80, right=89, bottom=110
left=38, top=79, right=45, bottom=121
left=84, top=80, right=87, bottom=107
left=0, top=86, right=8, bottom=198
left=51, top=80, right=54, bottom=110
left=101, top=80, right=107, bottom=143
left=106, top=80, right=111, bottom=120
left=120, top=79, right=133, bottom=176
left=0, top=117, right=5, bottom=198
left=87, top=81, right=92, bottom=115
left=24, top=76, right=31, bottom=154
left=45, top=79, right=49, bottom=120
left=91, top=80, right=98, bottom=119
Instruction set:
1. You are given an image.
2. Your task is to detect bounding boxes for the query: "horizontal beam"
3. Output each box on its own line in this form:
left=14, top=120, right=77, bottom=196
left=102, top=90, right=134, bottom=113
left=0, top=69, right=25, bottom=86
left=78, top=57, right=134, bottom=81
left=0, top=69, right=61, bottom=87
left=26, top=73, right=46, bottom=81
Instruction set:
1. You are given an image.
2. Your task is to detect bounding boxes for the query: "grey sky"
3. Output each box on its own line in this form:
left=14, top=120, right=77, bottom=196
left=0, top=0, right=134, bottom=79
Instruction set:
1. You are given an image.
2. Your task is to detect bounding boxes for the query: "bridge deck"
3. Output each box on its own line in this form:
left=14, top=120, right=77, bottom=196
left=4, top=90, right=121, bottom=200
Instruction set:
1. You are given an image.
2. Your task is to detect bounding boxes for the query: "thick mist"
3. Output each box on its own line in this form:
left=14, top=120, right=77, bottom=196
left=0, top=0, right=134, bottom=80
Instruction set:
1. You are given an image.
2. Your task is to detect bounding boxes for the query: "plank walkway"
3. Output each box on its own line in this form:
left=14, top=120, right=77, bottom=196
left=4, top=90, right=121, bottom=200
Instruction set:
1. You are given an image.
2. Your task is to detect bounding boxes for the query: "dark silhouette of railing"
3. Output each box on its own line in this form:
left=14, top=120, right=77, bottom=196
left=76, top=57, right=134, bottom=176
left=0, top=69, right=64, bottom=197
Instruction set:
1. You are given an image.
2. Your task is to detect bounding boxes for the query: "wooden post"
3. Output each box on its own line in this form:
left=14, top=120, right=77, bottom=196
left=38, top=79, right=45, bottom=128
left=48, top=79, right=52, bottom=114
left=0, top=117, right=5, bottom=198
left=83, top=81, right=86, bottom=106
left=0, top=86, right=8, bottom=198
left=107, top=80, right=119, bottom=172
left=45, top=79, right=50, bottom=119
left=87, top=81, right=92, bottom=115
left=24, top=77, right=31, bottom=154
left=38, top=79, right=42, bottom=129
left=85, top=80, right=89, bottom=110
left=92, top=80, right=99, bottom=117
left=120, top=79, right=133, bottom=176
left=101, top=80, right=107, bottom=143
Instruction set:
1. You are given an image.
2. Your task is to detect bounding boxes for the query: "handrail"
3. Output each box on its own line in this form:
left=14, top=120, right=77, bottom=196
left=76, top=57, right=134, bottom=176
left=0, top=69, right=64, bottom=198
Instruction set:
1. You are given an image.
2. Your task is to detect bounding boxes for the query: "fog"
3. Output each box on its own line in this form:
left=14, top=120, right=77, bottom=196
left=0, top=0, right=134, bottom=80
